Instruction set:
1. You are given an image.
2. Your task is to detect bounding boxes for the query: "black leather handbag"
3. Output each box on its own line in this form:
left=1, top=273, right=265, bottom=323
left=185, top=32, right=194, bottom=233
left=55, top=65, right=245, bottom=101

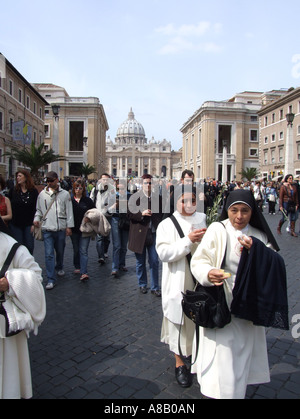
left=0, top=243, right=22, bottom=337
left=170, top=215, right=231, bottom=329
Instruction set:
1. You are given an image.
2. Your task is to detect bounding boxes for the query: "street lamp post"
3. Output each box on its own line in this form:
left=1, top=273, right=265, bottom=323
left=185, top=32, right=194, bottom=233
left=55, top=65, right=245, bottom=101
left=285, top=112, right=295, bottom=176
left=51, top=104, right=60, bottom=175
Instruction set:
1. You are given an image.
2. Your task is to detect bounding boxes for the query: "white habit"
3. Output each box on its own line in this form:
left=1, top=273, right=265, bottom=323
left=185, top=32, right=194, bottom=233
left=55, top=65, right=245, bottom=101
left=190, top=219, right=271, bottom=399
left=0, top=233, right=46, bottom=399
left=156, top=211, right=206, bottom=356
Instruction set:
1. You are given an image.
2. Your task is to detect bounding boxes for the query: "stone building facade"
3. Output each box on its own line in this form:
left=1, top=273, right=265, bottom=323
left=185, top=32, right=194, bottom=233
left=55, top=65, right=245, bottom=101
left=33, top=83, right=109, bottom=179
left=181, top=92, right=263, bottom=182
left=0, top=53, right=48, bottom=178
left=106, top=108, right=180, bottom=179
left=258, top=87, right=300, bottom=180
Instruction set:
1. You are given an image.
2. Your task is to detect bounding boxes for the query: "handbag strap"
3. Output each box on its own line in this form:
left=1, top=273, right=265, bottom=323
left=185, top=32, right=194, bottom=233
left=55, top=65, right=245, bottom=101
left=41, top=193, right=57, bottom=222
left=0, top=243, right=22, bottom=304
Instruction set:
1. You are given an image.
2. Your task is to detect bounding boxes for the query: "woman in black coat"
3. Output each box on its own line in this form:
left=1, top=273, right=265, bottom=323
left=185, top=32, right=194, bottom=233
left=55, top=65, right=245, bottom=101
left=70, top=179, right=95, bottom=281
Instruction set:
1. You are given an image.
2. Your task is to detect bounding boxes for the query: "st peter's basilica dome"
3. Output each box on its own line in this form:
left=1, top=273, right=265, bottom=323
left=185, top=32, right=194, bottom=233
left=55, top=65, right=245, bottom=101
left=116, top=108, right=146, bottom=141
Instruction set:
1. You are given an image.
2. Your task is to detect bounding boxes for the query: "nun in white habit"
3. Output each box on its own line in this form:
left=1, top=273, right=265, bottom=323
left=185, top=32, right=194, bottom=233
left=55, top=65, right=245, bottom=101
left=0, top=218, right=46, bottom=399
left=190, top=189, right=280, bottom=399
left=156, top=185, right=206, bottom=388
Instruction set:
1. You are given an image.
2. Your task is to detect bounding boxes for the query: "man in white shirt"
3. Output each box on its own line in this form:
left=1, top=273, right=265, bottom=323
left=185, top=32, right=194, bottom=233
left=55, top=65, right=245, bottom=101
left=33, top=171, right=74, bottom=290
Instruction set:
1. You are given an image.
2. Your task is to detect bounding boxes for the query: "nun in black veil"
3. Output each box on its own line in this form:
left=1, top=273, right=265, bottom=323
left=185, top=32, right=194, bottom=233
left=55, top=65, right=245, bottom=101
left=190, top=189, right=288, bottom=399
left=220, top=188, right=280, bottom=251
left=0, top=217, right=46, bottom=399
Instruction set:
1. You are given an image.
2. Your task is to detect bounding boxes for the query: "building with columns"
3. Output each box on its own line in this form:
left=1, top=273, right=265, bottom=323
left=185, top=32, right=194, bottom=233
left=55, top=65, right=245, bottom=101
left=181, top=92, right=263, bottom=182
left=33, top=83, right=108, bottom=178
left=106, top=108, right=180, bottom=178
left=181, top=90, right=290, bottom=182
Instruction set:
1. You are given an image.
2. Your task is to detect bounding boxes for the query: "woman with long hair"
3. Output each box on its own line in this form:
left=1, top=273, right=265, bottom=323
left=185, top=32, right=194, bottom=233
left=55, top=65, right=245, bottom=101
left=70, top=179, right=95, bottom=281
left=8, top=169, right=38, bottom=254
left=277, top=174, right=299, bottom=237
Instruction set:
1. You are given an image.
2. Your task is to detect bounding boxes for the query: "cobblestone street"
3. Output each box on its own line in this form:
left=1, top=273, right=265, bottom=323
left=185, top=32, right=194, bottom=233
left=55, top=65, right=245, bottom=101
left=28, top=211, right=300, bottom=399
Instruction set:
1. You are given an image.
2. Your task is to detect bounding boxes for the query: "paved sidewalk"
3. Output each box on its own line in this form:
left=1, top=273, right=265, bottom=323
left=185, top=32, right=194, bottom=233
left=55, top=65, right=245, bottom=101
left=28, top=211, right=300, bottom=399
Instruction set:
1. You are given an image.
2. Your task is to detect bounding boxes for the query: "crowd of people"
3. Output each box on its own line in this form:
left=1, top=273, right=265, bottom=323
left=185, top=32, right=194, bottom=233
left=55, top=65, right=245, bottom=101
left=0, top=168, right=294, bottom=399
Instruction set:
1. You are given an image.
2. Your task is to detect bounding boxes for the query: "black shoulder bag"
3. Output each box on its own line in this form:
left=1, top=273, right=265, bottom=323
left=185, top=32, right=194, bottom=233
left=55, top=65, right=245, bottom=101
left=170, top=216, right=231, bottom=329
left=0, top=243, right=22, bottom=337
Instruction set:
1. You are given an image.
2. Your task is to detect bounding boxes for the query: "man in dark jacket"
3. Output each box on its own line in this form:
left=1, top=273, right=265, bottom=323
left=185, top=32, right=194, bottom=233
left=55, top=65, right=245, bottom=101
left=128, top=174, right=162, bottom=296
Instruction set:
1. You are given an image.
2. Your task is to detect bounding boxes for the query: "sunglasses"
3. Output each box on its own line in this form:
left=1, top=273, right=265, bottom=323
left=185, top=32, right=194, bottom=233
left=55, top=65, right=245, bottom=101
left=47, top=178, right=56, bottom=183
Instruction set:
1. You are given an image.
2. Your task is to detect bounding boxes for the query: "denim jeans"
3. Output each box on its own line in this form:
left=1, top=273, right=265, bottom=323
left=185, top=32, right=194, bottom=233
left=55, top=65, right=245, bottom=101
left=43, top=230, right=66, bottom=284
left=96, top=217, right=111, bottom=259
left=10, top=224, right=35, bottom=255
left=111, top=216, right=129, bottom=271
left=70, top=232, right=91, bottom=275
left=280, top=201, right=297, bottom=223
left=135, top=233, right=160, bottom=290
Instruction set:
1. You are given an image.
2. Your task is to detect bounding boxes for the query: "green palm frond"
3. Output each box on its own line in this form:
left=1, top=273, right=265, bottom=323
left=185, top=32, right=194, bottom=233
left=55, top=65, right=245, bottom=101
left=81, top=163, right=97, bottom=178
left=206, top=190, right=224, bottom=226
left=4, top=142, right=66, bottom=182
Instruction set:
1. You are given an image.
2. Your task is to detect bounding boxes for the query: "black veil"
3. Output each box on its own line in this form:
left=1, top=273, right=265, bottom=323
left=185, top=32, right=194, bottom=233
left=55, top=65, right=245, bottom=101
left=219, top=189, right=280, bottom=251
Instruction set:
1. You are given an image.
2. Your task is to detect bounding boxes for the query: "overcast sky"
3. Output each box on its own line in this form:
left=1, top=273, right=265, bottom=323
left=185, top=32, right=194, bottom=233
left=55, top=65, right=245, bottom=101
left=1, top=0, right=300, bottom=150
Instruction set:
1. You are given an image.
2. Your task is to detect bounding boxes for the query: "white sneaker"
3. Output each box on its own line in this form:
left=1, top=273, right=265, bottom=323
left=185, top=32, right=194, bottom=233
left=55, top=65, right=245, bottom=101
left=57, top=270, right=65, bottom=277
left=46, top=282, right=55, bottom=290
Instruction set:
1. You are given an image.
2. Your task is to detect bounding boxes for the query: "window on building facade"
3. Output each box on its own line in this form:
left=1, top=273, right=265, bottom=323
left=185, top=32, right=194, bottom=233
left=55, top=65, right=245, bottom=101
left=265, top=116, right=268, bottom=126
left=297, top=144, right=300, bottom=160
left=249, top=148, right=258, bottom=157
left=279, top=148, right=284, bottom=162
left=264, top=151, right=268, bottom=164
left=272, top=113, right=275, bottom=123
left=69, top=121, right=84, bottom=151
left=264, top=136, right=268, bottom=144
left=0, top=111, right=3, bottom=131
left=18, top=89, right=22, bottom=103
left=280, top=109, right=284, bottom=120
left=9, top=80, right=13, bottom=95
left=279, top=131, right=284, bottom=140
left=271, top=149, right=275, bottom=163
left=198, top=128, right=202, bottom=156
left=250, top=129, right=258, bottom=142
left=271, top=134, right=276, bottom=142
